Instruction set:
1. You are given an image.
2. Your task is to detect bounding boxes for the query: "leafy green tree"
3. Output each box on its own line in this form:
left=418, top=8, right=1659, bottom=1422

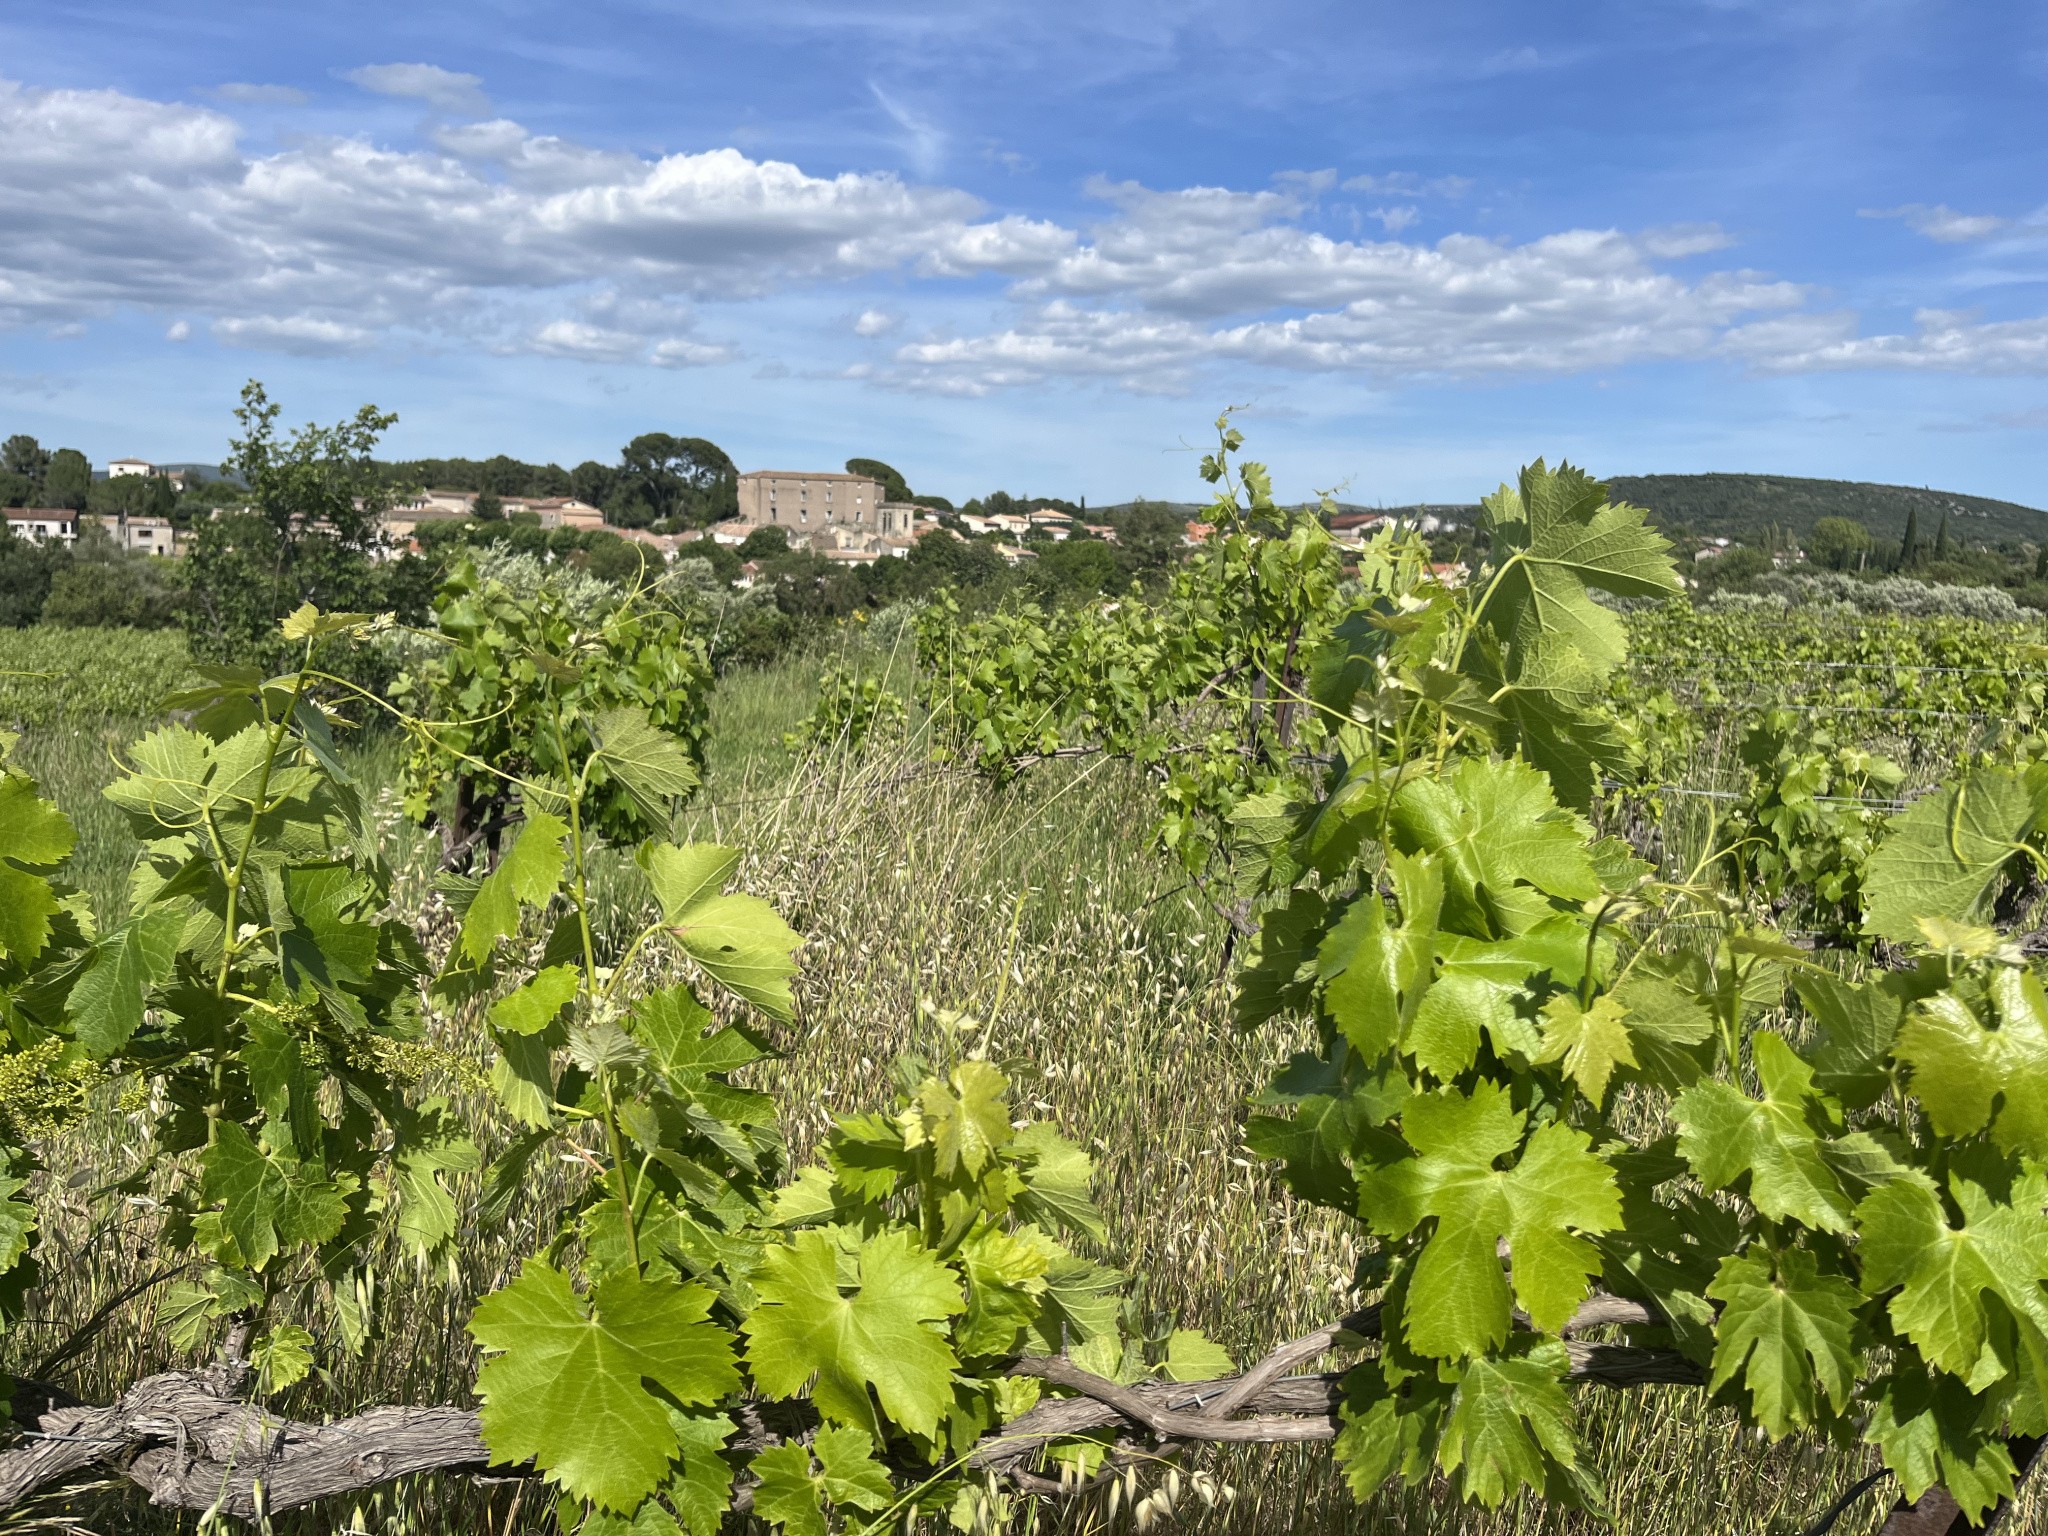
left=736, top=524, right=790, bottom=561
left=1806, top=516, right=1873, bottom=572
left=1029, top=537, right=1120, bottom=602
left=40, top=524, right=179, bottom=628
left=0, top=520, right=66, bottom=625
left=618, top=434, right=736, bottom=529
left=845, top=457, right=910, bottom=503
left=906, top=528, right=1006, bottom=589
left=570, top=459, right=616, bottom=508
left=1110, top=499, right=1190, bottom=580
left=86, top=474, right=175, bottom=519
left=182, top=382, right=408, bottom=668
left=42, top=450, right=89, bottom=512
left=583, top=532, right=654, bottom=585
left=478, top=454, right=528, bottom=495
left=1, top=435, right=49, bottom=485
left=0, top=472, right=32, bottom=509
left=472, top=489, right=504, bottom=521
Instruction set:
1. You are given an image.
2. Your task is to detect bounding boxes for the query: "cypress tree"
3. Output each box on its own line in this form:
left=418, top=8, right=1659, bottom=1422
left=1899, top=507, right=1920, bottom=567
left=1933, top=510, right=1950, bottom=560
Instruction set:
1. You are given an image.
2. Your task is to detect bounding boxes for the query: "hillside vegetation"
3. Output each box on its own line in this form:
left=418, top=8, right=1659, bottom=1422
left=1606, top=471, right=2048, bottom=546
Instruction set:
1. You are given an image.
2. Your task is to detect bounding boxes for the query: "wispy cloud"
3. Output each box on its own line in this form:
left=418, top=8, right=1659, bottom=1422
left=340, top=62, right=490, bottom=116
left=1860, top=203, right=2008, bottom=243
left=202, top=82, right=306, bottom=106
left=1342, top=171, right=1473, bottom=199
left=868, top=81, right=945, bottom=176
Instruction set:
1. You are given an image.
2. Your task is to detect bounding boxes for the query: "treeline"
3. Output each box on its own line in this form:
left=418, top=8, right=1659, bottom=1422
left=0, top=387, right=1224, bottom=685
left=0, top=435, right=242, bottom=520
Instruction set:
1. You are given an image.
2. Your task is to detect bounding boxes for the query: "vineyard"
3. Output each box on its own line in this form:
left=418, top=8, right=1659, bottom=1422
left=1, top=421, right=2046, bottom=1536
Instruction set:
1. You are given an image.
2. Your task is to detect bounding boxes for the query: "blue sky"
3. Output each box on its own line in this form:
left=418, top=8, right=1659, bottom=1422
left=3, top=0, right=2047, bottom=506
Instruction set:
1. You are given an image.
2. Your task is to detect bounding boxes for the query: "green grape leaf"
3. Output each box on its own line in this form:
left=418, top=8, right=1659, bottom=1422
left=491, top=1029, right=558, bottom=1128
left=65, top=907, right=183, bottom=1058
left=198, top=1122, right=349, bottom=1271
left=769, top=1166, right=843, bottom=1227
left=0, top=1175, right=37, bottom=1279
left=1009, top=1121, right=1106, bottom=1241
left=460, top=810, right=568, bottom=964
left=751, top=1426, right=892, bottom=1536
left=1865, top=1370, right=2019, bottom=1523
left=1864, top=768, right=2043, bottom=941
left=1674, top=1033, right=1852, bottom=1232
left=956, top=1225, right=1049, bottom=1358
left=593, top=708, right=701, bottom=822
left=1857, top=1172, right=2048, bottom=1395
left=643, top=842, right=738, bottom=920
left=1437, top=1340, right=1596, bottom=1509
left=666, top=1411, right=737, bottom=1536
left=1360, top=1081, right=1621, bottom=1358
left=908, top=1059, right=1011, bottom=1178
left=1249, top=1050, right=1409, bottom=1212
left=1164, top=1327, right=1236, bottom=1382
left=1794, top=970, right=1909, bottom=1111
left=743, top=1228, right=963, bottom=1439
left=0, top=773, right=75, bottom=964
left=750, top=1443, right=828, bottom=1536
left=1320, top=851, right=1441, bottom=1059
left=1535, top=993, right=1634, bottom=1109
left=490, top=964, right=581, bottom=1036
left=632, top=984, right=765, bottom=1078
left=644, top=843, right=801, bottom=1020
left=1704, top=1249, right=1859, bottom=1436
left=1387, top=757, right=1601, bottom=939
left=1405, top=919, right=1584, bottom=1080
left=1894, top=965, right=2048, bottom=1160
left=279, top=602, right=371, bottom=640
left=470, top=1260, right=740, bottom=1513
left=390, top=1111, right=481, bottom=1258
left=1025, top=1251, right=1127, bottom=1352
left=1608, top=974, right=1715, bottom=1091
left=250, top=1324, right=316, bottom=1394
left=1333, top=1353, right=1452, bottom=1501
left=1478, top=460, right=1680, bottom=669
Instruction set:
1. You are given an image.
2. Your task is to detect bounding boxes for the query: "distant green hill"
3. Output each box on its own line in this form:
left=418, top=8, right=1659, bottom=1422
left=1606, top=473, right=2048, bottom=549
left=1117, top=474, right=2048, bottom=552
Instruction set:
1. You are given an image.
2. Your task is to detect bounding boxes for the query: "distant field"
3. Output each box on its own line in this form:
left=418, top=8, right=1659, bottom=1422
left=0, top=625, right=195, bottom=728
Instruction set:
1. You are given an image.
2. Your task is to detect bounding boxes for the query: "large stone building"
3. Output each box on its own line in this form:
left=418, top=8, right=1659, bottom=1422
left=735, top=471, right=918, bottom=537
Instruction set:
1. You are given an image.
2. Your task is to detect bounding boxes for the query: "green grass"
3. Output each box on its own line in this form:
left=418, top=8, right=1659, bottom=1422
left=2, top=628, right=2037, bottom=1535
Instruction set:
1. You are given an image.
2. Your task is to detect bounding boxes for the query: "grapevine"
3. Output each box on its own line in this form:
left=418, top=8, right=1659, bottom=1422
left=0, top=419, right=2043, bottom=1536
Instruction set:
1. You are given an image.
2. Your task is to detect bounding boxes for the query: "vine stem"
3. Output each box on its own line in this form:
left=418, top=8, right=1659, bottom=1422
left=547, top=695, right=635, bottom=1268
left=214, top=639, right=315, bottom=1000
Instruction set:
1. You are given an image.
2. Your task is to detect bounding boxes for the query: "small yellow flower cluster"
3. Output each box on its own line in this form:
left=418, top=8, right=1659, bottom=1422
left=0, top=1039, right=107, bottom=1141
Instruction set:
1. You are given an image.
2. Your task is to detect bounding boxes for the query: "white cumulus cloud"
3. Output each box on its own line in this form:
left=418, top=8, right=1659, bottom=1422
left=6, top=76, right=2048, bottom=395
